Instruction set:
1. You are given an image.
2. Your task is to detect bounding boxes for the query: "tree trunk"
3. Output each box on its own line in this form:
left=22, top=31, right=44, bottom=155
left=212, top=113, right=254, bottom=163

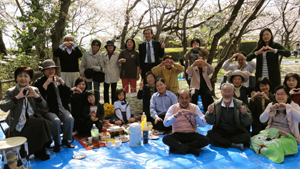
left=50, top=0, right=72, bottom=76
left=0, top=29, right=7, bottom=56
left=209, top=0, right=265, bottom=97
left=206, top=0, right=245, bottom=65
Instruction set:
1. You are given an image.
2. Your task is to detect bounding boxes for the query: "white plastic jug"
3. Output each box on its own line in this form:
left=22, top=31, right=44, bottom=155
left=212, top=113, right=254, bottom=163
left=129, top=122, right=141, bottom=147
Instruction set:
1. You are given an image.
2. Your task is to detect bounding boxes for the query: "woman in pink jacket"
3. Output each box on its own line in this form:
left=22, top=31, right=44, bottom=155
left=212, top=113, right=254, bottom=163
left=186, top=56, right=214, bottom=112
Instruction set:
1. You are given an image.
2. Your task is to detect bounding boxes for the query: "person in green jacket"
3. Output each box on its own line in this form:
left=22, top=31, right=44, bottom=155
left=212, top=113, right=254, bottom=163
left=246, top=28, right=291, bottom=91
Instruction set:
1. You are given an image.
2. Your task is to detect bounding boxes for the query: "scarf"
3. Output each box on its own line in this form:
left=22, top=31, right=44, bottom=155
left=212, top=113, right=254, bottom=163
left=15, top=84, right=35, bottom=132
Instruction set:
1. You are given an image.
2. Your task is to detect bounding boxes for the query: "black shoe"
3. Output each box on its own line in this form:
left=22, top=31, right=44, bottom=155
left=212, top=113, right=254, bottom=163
left=34, top=148, right=50, bottom=161
left=53, top=144, right=60, bottom=152
left=62, top=139, right=75, bottom=148
left=45, top=140, right=53, bottom=148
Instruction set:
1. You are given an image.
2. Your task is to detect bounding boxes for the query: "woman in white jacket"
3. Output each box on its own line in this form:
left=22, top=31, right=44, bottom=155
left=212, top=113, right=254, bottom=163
left=102, top=40, right=120, bottom=104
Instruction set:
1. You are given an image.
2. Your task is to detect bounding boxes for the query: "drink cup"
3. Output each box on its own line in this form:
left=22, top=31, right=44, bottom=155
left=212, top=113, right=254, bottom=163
left=106, top=141, right=113, bottom=148
left=115, top=141, right=122, bottom=147
left=88, top=137, right=92, bottom=144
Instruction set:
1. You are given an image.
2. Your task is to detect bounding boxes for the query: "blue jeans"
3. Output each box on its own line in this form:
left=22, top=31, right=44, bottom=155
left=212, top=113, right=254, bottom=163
left=87, top=81, right=101, bottom=100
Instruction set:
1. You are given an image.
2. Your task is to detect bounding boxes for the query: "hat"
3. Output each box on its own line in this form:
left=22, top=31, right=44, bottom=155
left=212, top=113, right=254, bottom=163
left=84, top=69, right=94, bottom=79
left=227, top=70, right=249, bottom=83
left=41, top=59, right=59, bottom=71
left=105, top=40, right=116, bottom=49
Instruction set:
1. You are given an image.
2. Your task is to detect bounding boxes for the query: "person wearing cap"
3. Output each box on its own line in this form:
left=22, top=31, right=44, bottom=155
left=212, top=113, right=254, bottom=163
left=139, top=29, right=165, bottom=82
left=184, top=38, right=209, bottom=86
left=222, top=70, right=255, bottom=105
left=53, top=35, right=83, bottom=88
left=34, top=59, right=75, bottom=153
left=205, top=83, right=252, bottom=151
left=101, top=40, right=120, bottom=104
left=186, top=56, right=214, bottom=112
left=222, top=52, right=256, bottom=87
left=80, top=39, right=103, bottom=99
left=151, top=55, right=184, bottom=94
left=163, top=89, right=210, bottom=156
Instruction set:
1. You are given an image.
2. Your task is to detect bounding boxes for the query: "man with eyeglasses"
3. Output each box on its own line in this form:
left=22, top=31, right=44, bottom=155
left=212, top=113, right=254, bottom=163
left=54, top=35, right=83, bottom=88
left=222, top=52, right=255, bottom=86
left=205, top=83, right=253, bottom=150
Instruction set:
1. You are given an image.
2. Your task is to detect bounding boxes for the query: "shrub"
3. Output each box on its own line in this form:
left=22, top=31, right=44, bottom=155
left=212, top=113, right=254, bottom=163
left=239, top=40, right=257, bottom=55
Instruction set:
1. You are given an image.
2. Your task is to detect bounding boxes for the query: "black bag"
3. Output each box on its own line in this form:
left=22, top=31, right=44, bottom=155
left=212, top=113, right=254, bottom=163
left=93, top=71, right=105, bottom=83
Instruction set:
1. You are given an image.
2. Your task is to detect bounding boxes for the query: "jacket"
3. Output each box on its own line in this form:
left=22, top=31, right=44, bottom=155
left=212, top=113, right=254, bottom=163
left=186, top=64, right=214, bottom=91
left=79, top=49, right=103, bottom=82
left=246, top=42, right=291, bottom=91
left=260, top=102, right=300, bottom=144
left=34, top=75, right=71, bottom=114
left=151, top=63, right=184, bottom=94
left=82, top=102, right=105, bottom=121
left=205, top=98, right=253, bottom=133
left=0, top=86, right=47, bottom=132
left=102, top=51, right=120, bottom=83
left=138, top=41, right=164, bottom=68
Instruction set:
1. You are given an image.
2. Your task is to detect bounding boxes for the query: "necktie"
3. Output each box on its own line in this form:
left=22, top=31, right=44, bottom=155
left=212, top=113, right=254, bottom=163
left=147, top=42, right=151, bottom=63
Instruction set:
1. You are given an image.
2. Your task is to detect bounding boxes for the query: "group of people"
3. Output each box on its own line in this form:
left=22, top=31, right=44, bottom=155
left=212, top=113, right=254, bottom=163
left=1, top=27, right=300, bottom=164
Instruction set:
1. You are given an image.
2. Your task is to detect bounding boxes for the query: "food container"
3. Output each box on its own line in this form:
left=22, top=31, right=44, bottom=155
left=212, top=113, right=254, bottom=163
left=107, top=126, right=124, bottom=138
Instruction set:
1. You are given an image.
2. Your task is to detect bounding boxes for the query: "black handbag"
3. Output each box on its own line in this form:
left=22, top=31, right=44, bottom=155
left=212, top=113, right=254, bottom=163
left=93, top=71, right=105, bottom=83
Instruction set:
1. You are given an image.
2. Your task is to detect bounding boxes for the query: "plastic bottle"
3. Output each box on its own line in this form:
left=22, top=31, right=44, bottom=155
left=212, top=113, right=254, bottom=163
left=141, top=112, right=147, bottom=131
left=197, top=95, right=204, bottom=113
left=91, top=124, right=99, bottom=148
left=143, top=124, right=149, bottom=144
left=141, top=112, right=147, bottom=122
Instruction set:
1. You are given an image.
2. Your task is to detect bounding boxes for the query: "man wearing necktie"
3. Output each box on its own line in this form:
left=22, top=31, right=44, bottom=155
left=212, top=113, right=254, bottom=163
left=139, top=29, right=165, bottom=82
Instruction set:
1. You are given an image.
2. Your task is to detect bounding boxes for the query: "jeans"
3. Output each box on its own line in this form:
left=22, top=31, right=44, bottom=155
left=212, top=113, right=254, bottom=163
left=87, top=81, right=101, bottom=99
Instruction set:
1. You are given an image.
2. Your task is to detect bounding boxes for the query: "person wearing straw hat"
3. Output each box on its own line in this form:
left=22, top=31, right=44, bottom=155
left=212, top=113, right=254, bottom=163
left=34, top=59, right=75, bottom=153
left=222, top=70, right=255, bottom=105
left=102, top=40, right=120, bottom=104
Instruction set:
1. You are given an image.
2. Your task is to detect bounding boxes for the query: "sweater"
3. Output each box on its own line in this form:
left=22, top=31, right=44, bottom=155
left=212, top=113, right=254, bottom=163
left=246, top=42, right=291, bottom=91
left=151, top=64, right=184, bottom=94
left=119, top=49, right=140, bottom=79
left=260, top=102, right=300, bottom=144
left=53, top=46, right=83, bottom=72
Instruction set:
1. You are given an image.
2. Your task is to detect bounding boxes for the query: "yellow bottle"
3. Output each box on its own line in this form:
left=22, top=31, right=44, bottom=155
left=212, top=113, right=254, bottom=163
left=141, top=112, right=147, bottom=122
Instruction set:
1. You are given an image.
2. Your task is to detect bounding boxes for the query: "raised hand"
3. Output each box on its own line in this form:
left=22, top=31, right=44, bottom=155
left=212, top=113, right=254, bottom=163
left=240, top=105, right=247, bottom=114
left=161, top=41, right=165, bottom=48
left=139, top=79, right=144, bottom=89
left=208, top=104, right=214, bottom=113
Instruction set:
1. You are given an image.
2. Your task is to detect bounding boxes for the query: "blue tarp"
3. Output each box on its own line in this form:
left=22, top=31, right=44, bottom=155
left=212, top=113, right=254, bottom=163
left=1, top=124, right=300, bottom=168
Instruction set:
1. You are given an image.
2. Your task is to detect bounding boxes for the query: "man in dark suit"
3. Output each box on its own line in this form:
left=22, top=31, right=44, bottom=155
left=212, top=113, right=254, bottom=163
left=139, top=29, right=165, bottom=81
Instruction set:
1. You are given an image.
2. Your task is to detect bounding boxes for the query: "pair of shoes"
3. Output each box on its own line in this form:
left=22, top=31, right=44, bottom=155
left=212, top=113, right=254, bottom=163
left=62, top=139, right=75, bottom=148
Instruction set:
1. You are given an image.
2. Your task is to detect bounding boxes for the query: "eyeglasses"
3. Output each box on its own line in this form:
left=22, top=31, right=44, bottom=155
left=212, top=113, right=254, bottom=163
left=275, top=93, right=287, bottom=96
left=222, top=91, right=232, bottom=94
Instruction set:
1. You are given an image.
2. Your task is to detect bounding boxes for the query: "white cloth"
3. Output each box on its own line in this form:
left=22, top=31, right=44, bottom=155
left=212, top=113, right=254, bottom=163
left=113, top=100, right=131, bottom=121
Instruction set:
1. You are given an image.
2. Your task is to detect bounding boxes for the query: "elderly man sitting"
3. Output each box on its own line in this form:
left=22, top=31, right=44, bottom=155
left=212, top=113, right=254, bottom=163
left=163, top=89, right=210, bottom=156
left=205, top=83, right=252, bottom=150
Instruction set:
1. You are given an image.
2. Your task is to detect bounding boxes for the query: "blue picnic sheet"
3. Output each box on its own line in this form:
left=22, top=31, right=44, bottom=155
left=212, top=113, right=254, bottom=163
left=1, top=124, right=300, bottom=168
